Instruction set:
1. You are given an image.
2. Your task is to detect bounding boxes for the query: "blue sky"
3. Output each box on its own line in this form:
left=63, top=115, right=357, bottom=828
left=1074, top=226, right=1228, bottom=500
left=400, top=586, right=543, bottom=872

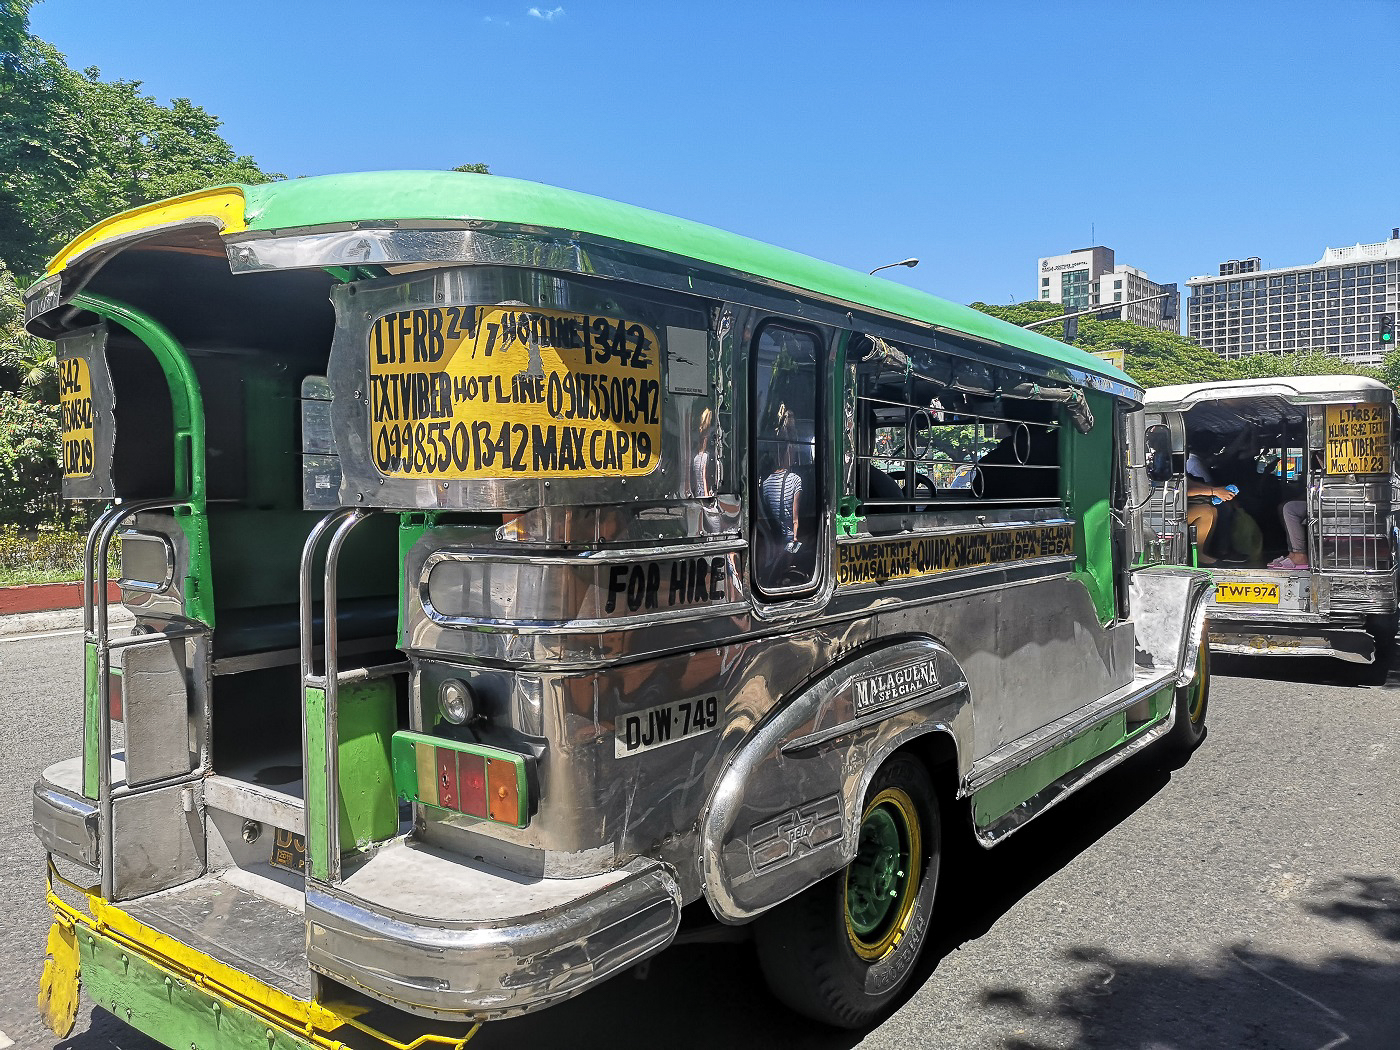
left=28, top=0, right=1400, bottom=308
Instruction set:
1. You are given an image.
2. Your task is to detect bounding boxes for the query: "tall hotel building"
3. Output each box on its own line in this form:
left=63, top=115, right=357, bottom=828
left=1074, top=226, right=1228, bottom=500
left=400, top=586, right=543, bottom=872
left=1036, top=246, right=1179, bottom=333
left=1185, top=230, right=1400, bottom=367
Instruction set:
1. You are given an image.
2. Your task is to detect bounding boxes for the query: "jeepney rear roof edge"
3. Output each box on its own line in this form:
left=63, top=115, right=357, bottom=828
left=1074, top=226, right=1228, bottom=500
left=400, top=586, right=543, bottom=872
left=32, top=171, right=1140, bottom=401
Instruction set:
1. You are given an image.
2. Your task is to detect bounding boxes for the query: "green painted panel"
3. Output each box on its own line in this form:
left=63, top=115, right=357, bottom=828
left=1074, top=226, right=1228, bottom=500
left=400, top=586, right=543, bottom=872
left=337, top=680, right=399, bottom=849
left=76, top=925, right=313, bottom=1050
left=306, top=681, right=399, bottom=878
left=973, top=714, right=1128, bottom=829
left=224, top=172, right=1135, bottom=390
left=83, top=641, right=100, bottom=799
left=1062, top=390, right=1117, bottom=624
left=303, top=686, right=329, bottom=881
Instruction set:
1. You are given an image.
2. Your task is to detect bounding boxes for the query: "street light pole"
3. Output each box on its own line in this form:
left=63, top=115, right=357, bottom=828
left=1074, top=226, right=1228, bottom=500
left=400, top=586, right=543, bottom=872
left=869, top=258, right=919, bottom=276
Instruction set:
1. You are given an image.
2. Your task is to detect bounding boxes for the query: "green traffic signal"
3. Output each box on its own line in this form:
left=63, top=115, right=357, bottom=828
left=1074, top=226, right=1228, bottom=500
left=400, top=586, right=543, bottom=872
left=1381, top=313, right=1395, bottom=345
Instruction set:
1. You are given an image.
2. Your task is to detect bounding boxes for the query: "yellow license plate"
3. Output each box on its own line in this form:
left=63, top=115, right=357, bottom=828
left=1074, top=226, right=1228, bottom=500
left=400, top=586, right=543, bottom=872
left=1215, top=581, right=1280, bottom=604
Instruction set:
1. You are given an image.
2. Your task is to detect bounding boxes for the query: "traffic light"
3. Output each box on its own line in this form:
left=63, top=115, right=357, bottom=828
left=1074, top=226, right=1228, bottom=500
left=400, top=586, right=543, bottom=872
left=1380, top=313, right=1395, bottom=348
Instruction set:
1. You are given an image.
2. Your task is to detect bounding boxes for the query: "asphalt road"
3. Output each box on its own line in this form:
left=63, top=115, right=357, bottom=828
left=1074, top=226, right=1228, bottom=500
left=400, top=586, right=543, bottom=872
left=1, top=620, right=1397, bottom=1050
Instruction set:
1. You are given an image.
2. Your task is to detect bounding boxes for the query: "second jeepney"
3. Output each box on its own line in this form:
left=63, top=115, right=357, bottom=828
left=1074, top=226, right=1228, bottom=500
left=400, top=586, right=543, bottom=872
left=29, top=172, right=1209, bottom=1047
left=1142, top=376, right=1399, bottom=663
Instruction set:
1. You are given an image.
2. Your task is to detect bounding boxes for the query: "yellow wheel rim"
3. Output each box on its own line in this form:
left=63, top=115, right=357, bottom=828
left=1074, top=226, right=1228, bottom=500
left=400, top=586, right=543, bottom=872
left=845, top=787, right=922, bottom=961
left=1187, top=637, right=1209, bottom=725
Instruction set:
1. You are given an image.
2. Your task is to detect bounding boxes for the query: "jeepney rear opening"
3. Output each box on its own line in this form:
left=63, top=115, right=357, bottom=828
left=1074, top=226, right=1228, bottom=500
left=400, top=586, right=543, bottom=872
left=1141, top=377, right=1399, bottom=663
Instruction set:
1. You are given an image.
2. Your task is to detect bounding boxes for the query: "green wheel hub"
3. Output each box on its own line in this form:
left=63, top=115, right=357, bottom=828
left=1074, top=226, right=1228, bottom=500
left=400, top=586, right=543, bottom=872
left=845, top=788, right=921, bottom=960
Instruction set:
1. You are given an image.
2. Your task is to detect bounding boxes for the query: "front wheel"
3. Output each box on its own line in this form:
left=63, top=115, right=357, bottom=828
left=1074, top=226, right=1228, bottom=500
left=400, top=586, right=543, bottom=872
left=1164, top=632, right=1210, bottom=755
left=754, top=753, right=940, bottom=1029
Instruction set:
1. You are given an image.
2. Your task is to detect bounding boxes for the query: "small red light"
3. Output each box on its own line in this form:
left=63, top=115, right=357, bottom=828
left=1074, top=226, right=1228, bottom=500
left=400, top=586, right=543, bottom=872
left=457, top=751, right=487, bottom=818
left=435, top=747, right=459, bottom=810
left=107, top=672, right=123, bottom=722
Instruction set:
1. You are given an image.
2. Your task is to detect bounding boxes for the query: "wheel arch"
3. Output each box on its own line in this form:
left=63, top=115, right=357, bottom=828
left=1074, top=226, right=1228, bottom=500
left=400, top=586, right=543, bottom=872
left=700, top=633, right=972, bottom=925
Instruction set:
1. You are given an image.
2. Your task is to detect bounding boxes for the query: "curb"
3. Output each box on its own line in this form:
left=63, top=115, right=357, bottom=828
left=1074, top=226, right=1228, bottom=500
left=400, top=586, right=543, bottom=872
left=0, top=581, right=122, bottom=615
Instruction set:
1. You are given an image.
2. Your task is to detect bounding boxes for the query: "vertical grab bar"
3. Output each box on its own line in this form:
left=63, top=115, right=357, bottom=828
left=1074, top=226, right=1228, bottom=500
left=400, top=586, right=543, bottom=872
left=82, top=497, right=183, bottom=900
left=299, top=508, right=373, bottom=883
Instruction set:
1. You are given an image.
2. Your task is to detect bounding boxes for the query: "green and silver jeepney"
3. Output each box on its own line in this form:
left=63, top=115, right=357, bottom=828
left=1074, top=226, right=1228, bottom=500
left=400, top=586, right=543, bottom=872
left=1141, top=376, right=1399, bottom=663
left=28, top=172, right=1210, bottom=1047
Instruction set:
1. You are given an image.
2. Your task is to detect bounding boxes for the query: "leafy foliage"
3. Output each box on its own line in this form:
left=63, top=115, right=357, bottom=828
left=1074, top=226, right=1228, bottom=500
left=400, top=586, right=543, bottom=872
left=0, top=0, right=281, bottom=533
left=451, top=162, right=491, bottom=174
left=969, top=302, right=1382, bottom=388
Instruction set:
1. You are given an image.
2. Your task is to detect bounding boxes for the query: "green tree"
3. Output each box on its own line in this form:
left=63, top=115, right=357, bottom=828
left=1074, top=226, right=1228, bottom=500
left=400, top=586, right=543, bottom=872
left=0, top=0, right=282, bottom=526
left=1, top=0, right=281, bottom=275
left=451, top=162, right=491, bottom=174
left=0, top=261, right=62, bottom=525
left=0, top=1, right=93, bottom=275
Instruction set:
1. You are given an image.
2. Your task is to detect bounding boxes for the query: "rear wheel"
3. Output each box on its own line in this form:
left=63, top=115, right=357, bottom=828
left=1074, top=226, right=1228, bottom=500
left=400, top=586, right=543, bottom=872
left=1165, top=632, right=1210, bottom=755
left=754, top=753, right=939, bottom=1029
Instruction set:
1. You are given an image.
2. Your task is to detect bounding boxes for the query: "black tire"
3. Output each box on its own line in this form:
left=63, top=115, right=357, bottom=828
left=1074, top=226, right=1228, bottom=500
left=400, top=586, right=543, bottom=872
left=1165, top=632, right=1210, bottom=755
left=754, top=753, right=940, bottom=1029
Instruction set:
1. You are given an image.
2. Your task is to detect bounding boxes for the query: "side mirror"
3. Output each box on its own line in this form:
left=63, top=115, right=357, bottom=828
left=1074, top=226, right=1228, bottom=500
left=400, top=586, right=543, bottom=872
left=1145, top=424, right=1174, bottom=485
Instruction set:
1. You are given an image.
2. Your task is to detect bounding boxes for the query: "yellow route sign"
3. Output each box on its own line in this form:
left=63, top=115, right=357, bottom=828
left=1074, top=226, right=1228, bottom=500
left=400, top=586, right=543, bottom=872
left=58, top=355, right=95, bottom=479
left=1324, top=403, right=1390, bottom=475
left=367, top=306, right=662, bottom=480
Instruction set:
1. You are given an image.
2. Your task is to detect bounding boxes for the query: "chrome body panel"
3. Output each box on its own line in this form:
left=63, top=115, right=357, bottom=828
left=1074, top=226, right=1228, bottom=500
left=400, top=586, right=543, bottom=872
left=700, top=637, right=971, bottom=923
left=225, top=224, right=1140, bottom=405
left=305, top=842, right=681, bottom=1020
left=1210, top=623, right=1376, bottom=663
left=33, top=778, right=99, bottom=870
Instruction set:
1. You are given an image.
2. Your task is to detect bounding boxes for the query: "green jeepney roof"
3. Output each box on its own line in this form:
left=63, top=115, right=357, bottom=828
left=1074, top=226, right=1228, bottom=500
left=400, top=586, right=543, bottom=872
left=45, top=170, right=1137, bottom=393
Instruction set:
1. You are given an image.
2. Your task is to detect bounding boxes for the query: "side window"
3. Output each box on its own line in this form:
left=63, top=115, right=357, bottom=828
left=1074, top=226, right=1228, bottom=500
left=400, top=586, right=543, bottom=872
left=752, top=325, right=823, bottom=596
left=853, top=338, right=1062, bottom=522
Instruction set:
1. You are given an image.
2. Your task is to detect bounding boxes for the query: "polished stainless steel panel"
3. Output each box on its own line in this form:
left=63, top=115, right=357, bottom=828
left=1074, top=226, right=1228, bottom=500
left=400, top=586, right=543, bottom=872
left=700, top=637, right=970, bottom=922
left=118, top=511, right=189, bottom=620
left=110, top=782, right=205, bottom=901
left=305, top=845, right=681, bottom=1020
left=33, top=781, right=99, bottom=869
left=224, top=225, right=1141, bottom=404
left=117, top=531, right=174, bottom=593
left=119, top=636, right=194, bottom=787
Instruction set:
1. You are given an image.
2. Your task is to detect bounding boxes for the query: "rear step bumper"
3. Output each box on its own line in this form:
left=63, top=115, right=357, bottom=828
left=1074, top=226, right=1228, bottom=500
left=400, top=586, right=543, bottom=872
left=306, top=840, right=683, bottom=1020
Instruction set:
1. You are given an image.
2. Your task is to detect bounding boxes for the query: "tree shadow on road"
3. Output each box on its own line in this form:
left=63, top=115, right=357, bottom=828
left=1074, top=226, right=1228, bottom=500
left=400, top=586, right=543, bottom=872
left=979, top=874, right=1400, bottom=1050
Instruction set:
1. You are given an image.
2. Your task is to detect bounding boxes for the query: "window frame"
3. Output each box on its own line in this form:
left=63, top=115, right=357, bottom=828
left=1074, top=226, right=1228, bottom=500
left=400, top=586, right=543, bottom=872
left=748, top=320, right=827, bottom=601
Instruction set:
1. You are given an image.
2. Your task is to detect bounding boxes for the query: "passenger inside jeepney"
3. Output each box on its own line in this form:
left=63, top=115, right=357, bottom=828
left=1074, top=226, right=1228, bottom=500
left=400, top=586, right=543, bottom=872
left=1184, top=398, right=1310, bottom=566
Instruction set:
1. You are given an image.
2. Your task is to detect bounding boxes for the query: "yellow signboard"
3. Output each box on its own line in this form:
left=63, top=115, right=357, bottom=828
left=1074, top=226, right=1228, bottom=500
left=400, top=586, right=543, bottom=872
left=58, top=355, right=95, bottom=479
left=836, top=524, right=1074, bottom=587
left=1091, top=348, right=1125, bottom=371
left=1324, top=403, right=1390, bottom=475
left=1214, top=581, right=1280, bottom=605
left=366, top=306, right=663, bottom=479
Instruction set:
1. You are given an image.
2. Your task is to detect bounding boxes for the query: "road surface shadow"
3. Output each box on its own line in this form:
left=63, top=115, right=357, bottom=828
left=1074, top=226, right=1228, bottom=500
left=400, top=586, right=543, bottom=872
left=980, top=874, right=1400, bottom=1050
left=469, top=751, right=1179, bottom=1050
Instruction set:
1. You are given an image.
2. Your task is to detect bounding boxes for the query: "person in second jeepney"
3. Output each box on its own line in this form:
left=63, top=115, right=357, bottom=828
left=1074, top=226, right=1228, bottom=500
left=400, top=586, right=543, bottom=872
left=1142, top=375, right=1399, bottom=664
left=28, top=171, right=1212, bottom=1046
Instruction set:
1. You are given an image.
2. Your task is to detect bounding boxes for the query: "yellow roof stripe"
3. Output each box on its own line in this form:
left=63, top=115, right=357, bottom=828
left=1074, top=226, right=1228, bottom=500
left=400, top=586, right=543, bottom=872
left=46, top=187, right=248, bottom=276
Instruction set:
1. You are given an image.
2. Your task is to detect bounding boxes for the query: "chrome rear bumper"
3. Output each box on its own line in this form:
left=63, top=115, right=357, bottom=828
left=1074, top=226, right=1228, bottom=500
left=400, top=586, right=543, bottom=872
left=306, top=839, right=682, bottom=1020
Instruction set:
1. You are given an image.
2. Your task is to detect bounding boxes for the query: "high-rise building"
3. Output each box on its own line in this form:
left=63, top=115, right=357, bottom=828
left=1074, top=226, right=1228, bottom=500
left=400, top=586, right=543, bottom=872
left=1036, top=246, right=1179, bottom=333
left=1185, top=230, right=1400, bottom=367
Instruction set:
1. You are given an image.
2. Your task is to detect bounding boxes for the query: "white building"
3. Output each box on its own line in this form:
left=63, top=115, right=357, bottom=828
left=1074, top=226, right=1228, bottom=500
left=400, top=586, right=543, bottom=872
left=1036, top=246, right=1179, bottom=333
left=1185, top=231, right=1400, bottom=367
